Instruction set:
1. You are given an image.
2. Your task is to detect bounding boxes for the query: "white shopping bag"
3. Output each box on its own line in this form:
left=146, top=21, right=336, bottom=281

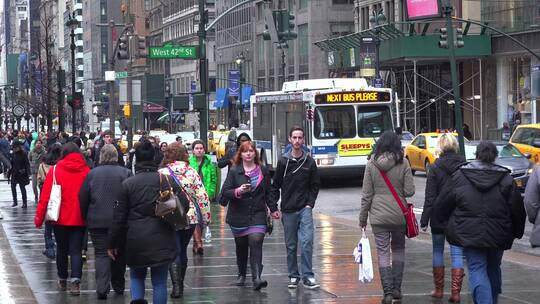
left=353, top=229, right=374, bottom=283
left=45, top=166, right=61, bottom=222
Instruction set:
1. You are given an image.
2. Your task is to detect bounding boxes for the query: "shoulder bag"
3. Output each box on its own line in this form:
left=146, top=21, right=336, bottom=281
left=45, top=165, right=61, bottom=222
left=378, top=169, right=419, bottom=238
left=155, top=173, right=189, bottom=230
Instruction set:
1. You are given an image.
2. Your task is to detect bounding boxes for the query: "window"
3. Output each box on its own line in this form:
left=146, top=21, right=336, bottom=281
left=298, top=24, right=308, bottom=66
left=411, top=135, right=425, bottom=148
left=299, top=0, right=308, bottom=9
left=332, top=0, right=354, bottom=4
left=314, top=106, right=356, bottom=139
left=512, top=127, right=540, bottom=145
left=497, top=144, right=524, bottom=158
left=357, top=106, right=392, bottom=137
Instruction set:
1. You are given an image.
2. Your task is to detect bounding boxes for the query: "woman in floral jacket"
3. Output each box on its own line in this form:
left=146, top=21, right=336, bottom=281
left=159, top=142, right=211, bottom=299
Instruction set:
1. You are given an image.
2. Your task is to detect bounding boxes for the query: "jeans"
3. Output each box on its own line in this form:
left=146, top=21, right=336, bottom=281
left=53, top=225, right=85, bottom=282
left=374, top=230, right=405, bottom=268
left=282, top=206, right=314, bottom=279
left=432, top=233, right=464, bottom=268
left=44, top=222, right=55, bottom=254
left=175, top=226, right=195, bottom=265
left=464, top=248, right=504, bottom=304
left=89, top=229, right=126, bottom=295
left=130, top=264, right=169, bottom=304
left=11, top=181, right=27, bottom=205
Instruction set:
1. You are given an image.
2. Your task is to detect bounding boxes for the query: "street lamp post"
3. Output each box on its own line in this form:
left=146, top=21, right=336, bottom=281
left=369, top=8, right=386, bottom=80
left=66, top=12, right=79, bottom=134
left=235, top=52, right=245, bottom=125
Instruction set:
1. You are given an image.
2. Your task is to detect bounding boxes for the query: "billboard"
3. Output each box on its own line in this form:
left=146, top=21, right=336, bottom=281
left=405, top=0, right=441, bottom=20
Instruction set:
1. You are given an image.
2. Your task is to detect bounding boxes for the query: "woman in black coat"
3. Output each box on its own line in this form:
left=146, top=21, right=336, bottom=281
left=440, top=141, right=526, bottom=304
left=222, top=140, right=279, bottom=290
left=420, top=133, right=465, bottom=302
left=8, top=141, right=31, bottom=208
left=108, top=140, right=179, bottom=304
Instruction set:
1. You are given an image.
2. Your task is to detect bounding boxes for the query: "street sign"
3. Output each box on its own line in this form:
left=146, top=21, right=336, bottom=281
left=105, top=71, right=116, bottom=81
left=116, top=71, right=128, bottom=79
left=148, top=44, right=198, bottom=59
left=143, top=102, right=165, bottom=113
left=372, top=78, right=384, bottom=88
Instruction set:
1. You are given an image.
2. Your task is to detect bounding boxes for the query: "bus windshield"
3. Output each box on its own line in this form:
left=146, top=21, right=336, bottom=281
left=357, top=106, right=392, bottom=137
left=314, top=106, right=356, bottom=139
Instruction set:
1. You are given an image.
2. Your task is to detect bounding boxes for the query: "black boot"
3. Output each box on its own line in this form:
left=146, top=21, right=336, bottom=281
left=392, top=261, right=404, bottom=301
left=236, top=255, right=247, bottom=286
left=22, top=202, right=27, bottom=209
left=252, top=264, right=267, bottom=291
left=178, top=263, right=187, bottom=297
left=169, top=263, right=181, bottom=298
left=11, top=201, right=17, bottom=207
left=130, top=300, right=148, bottom=304
left=379, top=267, right=394, bottom=304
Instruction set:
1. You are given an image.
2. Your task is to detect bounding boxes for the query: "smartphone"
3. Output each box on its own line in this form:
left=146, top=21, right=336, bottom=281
left=243, top=183, right=251, bottom=190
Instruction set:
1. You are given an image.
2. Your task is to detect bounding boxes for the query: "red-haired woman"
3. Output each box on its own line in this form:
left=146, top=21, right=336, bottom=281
left=222, top=141, right=280, bottom=290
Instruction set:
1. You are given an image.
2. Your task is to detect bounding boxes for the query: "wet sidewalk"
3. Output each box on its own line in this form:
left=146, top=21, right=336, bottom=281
left=1, top=184, right=540, bottom=303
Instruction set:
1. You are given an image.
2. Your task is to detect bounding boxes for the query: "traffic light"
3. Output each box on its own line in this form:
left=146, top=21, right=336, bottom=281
left=454, top=28, right=464, bottom=48
left=123, top=104, right=131, bottom=117
left=438, top=27, right=448, bottom=49
left=117, top=35, right=129, bottom=60
left=280, top=11, right=297, bottom=41
left=135, top=35, right=148, bottom=58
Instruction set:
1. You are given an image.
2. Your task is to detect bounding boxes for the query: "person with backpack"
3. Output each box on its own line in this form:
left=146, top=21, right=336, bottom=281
left=420, top=133, right=465, bottom=302
left=359, top=131, right=415, bottom=304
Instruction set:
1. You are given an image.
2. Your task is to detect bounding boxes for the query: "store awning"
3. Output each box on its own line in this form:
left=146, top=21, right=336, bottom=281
left=213, top=88, right=229, bottom=109
left=241, top=86, right=254, bottom=106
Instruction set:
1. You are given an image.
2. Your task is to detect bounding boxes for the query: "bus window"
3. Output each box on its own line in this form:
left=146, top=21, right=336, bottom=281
left=357, top=106, right=392, bottom=138
left=314, top=106, right=356, bottom=139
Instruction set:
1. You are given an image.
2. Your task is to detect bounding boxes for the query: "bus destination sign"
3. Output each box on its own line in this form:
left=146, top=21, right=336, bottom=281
left=315, top=91, right=391, bottom=104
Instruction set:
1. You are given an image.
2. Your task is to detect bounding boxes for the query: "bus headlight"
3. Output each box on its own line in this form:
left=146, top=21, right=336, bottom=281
left=317, top=158, right=335, bottom=166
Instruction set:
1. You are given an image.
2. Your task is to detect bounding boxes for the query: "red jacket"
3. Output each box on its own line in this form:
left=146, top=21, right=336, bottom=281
left=35, top=152, right=90, bottom=228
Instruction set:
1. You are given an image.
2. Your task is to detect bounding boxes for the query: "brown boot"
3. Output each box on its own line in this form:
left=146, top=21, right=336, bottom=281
left=430, top=266, right=445, bottom=298
left=448, top=268, right=465, bottom=303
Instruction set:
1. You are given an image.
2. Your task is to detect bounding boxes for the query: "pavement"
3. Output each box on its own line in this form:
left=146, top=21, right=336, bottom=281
left=0, top=176, right=540, bottom=303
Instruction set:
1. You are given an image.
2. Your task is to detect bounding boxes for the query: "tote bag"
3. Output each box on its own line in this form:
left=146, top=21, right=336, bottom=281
left=45, top=166, right=61, bottom=222
left=353, top=229, right=374, bottom=283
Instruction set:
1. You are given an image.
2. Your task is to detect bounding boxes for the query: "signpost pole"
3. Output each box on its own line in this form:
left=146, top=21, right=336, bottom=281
left=199, top=0, right=208, bottom=145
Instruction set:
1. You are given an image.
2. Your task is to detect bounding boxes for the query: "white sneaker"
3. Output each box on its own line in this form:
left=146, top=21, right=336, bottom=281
left=302, top=277, right=320, bottom=289
left=288, top=277, right=299, bottom=289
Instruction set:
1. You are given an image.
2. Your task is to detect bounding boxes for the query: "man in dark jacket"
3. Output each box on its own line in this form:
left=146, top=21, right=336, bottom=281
left=93, top=130, right=125, bottom=166
left=80, top=144, right=132, bottom=299
left=440, top=141, right=526, bottom=304
left=9, top=140, right=31, bottom=208
left=271, top=126, right=320, bottom=289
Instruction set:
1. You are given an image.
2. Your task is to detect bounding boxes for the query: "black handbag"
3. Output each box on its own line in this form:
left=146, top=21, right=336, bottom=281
left=155, top=173, right=189, bottom=230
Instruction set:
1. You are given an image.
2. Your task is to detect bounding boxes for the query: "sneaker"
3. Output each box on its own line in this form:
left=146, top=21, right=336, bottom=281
left=302, top=277, right=320, bottom=289
left=69, top=280, right=81, bottom=296
left=288, top=277, right=299, bottom=289
left=82, top=250, right=87, bottom=262
left=58, top=279, right=67, bottom=291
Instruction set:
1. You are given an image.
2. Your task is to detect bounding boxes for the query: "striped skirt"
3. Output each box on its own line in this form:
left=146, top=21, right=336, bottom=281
left=229, top=225, right=267, bottom=237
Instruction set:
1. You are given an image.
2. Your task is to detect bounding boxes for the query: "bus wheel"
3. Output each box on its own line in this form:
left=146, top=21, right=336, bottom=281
left=406, top=157, right=415, bottom=176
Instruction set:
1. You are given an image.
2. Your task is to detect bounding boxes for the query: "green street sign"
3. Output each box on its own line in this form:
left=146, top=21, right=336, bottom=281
left=148, top=44, right=198, bottom=59
left=116, top=71, right=128, bottom=79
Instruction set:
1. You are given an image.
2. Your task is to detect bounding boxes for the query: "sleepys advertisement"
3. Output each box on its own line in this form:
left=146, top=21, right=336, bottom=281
left=337, top=139, right=375, bottom=156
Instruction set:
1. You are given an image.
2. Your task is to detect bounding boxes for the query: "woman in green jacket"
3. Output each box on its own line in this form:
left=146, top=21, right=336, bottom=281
left=189, top=140, right=217, bottom=255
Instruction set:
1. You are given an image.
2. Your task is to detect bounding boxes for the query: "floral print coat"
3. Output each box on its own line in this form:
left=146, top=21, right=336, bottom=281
left=159, top=161, right=211, bottom=225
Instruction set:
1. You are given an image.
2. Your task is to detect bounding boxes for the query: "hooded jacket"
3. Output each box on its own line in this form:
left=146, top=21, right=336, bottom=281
left=524, top=167, right=540, bottom=247
left=442, top=160, right=526, bottom=250
left=271, top=150, right=320, bottom=213
left=189, top=154, right=217, bottom=200
left=108, top=161, right=177, bottom=268
left=359, top=152, right=415, bottom=233
left=8, top=148, right=31, bottom=185
left=420, top=152, right=465, bottom=233
left=35, top=153, right=90, bottom=227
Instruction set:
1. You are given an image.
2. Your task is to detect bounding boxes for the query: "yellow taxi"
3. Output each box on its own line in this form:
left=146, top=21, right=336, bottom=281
left=509, top=124, right=540, bottom=164
left=208, top=130, right=229, bottom=154
left=404, top=132, right=460, bottom=175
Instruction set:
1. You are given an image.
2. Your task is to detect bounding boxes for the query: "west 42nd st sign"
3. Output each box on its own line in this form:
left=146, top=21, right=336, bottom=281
left=148, top=44, right=198, bottom=59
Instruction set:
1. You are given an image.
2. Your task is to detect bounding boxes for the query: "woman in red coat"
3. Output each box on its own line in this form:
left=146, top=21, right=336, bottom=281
left=35, top=142, right=90, bottom=296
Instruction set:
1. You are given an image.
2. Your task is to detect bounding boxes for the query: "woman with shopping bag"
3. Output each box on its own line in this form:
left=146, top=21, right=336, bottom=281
left=34, top=142, right=90, bottom=296
left=359, top=131, right=415, bottom=304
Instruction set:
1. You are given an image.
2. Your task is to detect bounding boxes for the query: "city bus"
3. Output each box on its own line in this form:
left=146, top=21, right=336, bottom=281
left=251, top=78, right=394, bottom=178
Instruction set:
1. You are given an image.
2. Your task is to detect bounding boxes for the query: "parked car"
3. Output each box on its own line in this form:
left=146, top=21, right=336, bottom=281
left=509, top=124, right=540, bottom=164
left=465, top=141, right=533, bottom=192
